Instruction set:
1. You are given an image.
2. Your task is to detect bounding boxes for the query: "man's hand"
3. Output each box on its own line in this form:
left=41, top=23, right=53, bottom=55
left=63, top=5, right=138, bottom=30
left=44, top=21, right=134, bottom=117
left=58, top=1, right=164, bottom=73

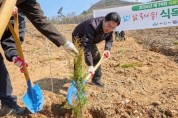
left=63, top=40, right=79, bottom=55
left=104, top=50, right=110, bottom=58
left=12, top=56, right=28, bottom=73
left=13, top=6, right=18, bottom=15
left=88, top=66, right=95, bottom=77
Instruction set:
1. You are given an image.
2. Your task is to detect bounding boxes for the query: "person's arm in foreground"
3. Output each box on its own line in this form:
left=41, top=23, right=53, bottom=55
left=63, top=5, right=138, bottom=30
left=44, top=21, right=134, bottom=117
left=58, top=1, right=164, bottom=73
left=17, top=0, right=78, bottom=54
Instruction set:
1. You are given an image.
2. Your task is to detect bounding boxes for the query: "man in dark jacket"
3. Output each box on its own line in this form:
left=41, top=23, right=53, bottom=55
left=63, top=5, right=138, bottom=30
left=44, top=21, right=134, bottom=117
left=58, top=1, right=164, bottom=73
left=72, top=12, right=120, bottom=87
left=0, top=0, right=78, bottom=116
left=115, top=31, right=126, bottom=41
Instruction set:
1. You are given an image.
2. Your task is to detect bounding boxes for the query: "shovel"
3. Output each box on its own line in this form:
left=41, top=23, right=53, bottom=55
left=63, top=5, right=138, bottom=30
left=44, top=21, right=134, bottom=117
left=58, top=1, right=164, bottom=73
left=7, top=13, right=44, bottom=113
left=67, top=51, right=109, bottom=106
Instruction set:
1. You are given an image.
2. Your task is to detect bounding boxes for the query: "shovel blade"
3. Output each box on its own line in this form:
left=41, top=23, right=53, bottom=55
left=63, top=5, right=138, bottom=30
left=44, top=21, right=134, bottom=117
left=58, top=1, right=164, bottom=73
left=67, top=81, right=77, bottom=106
left=22, top=83, right=44, bottom=113
left=67, top=80, right=87, bottom=106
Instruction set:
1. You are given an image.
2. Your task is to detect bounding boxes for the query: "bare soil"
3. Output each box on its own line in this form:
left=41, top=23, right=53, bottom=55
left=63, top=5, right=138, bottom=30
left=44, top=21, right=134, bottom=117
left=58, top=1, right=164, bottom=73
left=1, top=23, right=178, bottom=118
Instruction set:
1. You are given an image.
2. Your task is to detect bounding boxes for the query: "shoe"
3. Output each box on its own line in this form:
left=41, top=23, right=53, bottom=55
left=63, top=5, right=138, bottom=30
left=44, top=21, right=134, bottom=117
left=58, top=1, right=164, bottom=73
left=0, top=104, right=26, bottom=116
left=92, top=80, right=105, bottom=87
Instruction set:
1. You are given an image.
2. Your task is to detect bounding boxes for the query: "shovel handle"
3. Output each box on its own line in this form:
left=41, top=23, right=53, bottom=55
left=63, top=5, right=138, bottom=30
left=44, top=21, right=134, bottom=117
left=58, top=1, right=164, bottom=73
left=0, top=0, right=17, bottom=39
left=85, top=51, right=109, bottom=81
left=7, top=13, right=30, bottom=82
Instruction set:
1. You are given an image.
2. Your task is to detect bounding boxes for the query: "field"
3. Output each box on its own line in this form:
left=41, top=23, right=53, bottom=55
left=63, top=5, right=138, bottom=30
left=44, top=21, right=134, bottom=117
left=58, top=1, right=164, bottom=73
left=2, top=23, right=178, bottom=118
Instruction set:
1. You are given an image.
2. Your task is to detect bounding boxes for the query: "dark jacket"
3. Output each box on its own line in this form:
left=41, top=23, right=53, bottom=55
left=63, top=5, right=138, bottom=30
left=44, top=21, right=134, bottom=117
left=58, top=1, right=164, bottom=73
left=1, top=11, right=25, bottom=62
left=72, top=17, right=113, bottom=66
left=16, top=0, right=66, bottom=46
left=1, top=0, right=66, bottom=61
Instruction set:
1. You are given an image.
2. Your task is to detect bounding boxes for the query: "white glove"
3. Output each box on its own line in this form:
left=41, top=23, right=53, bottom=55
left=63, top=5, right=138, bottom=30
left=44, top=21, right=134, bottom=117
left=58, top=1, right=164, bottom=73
left=63, top=40, right=78, bottom=55
left=88, top=66, right=95, bottom=77
left=104, top=50, right=110, bottom=58
left=12, top=56, right=28, bottom=73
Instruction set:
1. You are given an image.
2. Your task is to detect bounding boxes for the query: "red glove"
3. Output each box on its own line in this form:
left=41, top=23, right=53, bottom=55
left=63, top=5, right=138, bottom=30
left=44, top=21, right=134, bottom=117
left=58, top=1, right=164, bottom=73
left=104, top=50, right=110, bottom=58
left=12, top=56, right=28, bottom=73
left=13, top=6, right=18, bottom=15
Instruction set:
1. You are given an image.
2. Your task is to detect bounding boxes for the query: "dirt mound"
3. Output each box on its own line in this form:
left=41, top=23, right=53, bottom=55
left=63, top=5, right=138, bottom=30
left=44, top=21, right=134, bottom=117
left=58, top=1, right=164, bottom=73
left=1, top=24, right=178, bottom=117
left=127, top=27, right=178, bottom=62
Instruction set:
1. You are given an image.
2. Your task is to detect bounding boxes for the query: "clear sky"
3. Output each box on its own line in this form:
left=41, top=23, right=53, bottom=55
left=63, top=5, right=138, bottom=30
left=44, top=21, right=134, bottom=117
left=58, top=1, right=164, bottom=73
left=37, top=0, right=152, bottom=17
left=125, top=0, right=152, bottom=2
left=37, top=0, right=101, bottom=17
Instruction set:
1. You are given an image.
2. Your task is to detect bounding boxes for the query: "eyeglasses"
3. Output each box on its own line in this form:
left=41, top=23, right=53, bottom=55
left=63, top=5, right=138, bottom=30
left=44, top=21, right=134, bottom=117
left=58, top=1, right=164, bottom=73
left=105, top=22, right=116, bottom=31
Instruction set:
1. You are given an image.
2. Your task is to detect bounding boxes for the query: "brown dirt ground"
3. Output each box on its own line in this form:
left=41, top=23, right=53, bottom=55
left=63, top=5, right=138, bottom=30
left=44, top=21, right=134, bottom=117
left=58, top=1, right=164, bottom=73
left=1, top=23, right=178, bottom=118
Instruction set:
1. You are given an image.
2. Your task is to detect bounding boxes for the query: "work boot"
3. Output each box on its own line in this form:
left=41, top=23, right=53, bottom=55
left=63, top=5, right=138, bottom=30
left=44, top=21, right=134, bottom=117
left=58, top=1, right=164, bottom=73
left=0, top=104, right=26, bottom=116
left=92, top=80, right=105, bottom=87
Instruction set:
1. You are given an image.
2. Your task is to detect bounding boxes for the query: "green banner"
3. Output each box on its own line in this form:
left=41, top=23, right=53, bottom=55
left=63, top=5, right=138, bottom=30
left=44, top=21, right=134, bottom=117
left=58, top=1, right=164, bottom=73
left=132, top=1, right=178, bottom=11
